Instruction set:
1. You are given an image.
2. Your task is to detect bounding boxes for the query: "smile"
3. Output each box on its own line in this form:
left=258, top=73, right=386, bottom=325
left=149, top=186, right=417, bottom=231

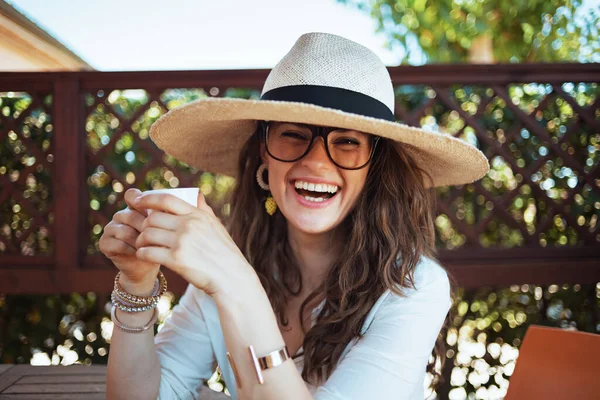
left=290, top=179, right=341, bottom=207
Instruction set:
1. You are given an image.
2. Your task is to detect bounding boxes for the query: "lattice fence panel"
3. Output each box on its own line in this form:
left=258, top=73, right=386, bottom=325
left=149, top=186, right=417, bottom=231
left=78, top=80, right=600, bottom=258
left=0, top=91, right=55, bottom=256
left=395, top=82, right=599, bottom=250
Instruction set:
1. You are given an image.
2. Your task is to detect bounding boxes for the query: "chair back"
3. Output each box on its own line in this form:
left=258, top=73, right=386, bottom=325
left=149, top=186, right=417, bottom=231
left=504, top=324, right=600, bottom=399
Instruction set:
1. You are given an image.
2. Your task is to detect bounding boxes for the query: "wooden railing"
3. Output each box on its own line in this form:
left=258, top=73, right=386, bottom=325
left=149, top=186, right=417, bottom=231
left=0, top=63, right=599, bottom=295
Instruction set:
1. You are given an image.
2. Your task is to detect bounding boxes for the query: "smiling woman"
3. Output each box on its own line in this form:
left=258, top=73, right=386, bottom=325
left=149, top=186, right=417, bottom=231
left=103, top=31, right=489, bottom=400
left=226, top=115, right=452, bottom=392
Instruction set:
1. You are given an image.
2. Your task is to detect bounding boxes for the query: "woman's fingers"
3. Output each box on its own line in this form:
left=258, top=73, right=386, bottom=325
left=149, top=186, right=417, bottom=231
left=115, top=207, right=146, bottom=233
left=196, top=192, right=215, bottom=216
left=136, top=246, right=171, bottom=267
left=124, top=188, right=147, bottom=217
left=135, top=227, right=176, bottom=250
left=140, top=211, right=179, bottom=232
left=105, top=223, right=140, bottom=249
left=134, top=192, right=196, bottom=216
left=99, top=228, right=137, bottom=257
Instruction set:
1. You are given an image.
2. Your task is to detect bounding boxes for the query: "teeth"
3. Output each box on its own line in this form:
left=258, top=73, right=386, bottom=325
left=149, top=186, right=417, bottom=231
left=294, top=180, right=339, bottom=193
left=304, top=196, right=324, bottom=202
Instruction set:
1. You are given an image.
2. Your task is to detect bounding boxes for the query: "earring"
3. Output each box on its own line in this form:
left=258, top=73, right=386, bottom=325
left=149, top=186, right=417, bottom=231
left=264, top=196, right=277, bottom=216
left=256, top=164, right=269, bottom=190
left=256, top=164, right=277, bottom=216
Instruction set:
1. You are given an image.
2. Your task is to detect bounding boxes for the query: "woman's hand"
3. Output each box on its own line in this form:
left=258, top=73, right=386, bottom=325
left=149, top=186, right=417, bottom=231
left=98, top=188, right=161, bottom=293
left=132, top=191, right=255, bottom=298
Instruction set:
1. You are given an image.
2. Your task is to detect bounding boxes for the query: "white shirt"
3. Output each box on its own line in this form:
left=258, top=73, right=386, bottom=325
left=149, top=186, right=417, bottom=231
left=154, top=255, right=452, bottom=399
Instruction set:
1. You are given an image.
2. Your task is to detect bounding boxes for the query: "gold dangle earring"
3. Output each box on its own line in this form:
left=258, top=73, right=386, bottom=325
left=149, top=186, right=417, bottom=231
left=256, top=163, right=277, bottom=216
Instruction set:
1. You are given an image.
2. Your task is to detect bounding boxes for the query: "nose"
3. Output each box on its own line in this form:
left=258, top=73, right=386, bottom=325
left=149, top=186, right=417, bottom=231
left=300, top=137, right=332, bottom=169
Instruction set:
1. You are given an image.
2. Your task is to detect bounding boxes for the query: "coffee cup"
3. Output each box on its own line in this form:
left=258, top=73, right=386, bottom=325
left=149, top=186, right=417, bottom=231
left=142, top=187, right=200, bottom=216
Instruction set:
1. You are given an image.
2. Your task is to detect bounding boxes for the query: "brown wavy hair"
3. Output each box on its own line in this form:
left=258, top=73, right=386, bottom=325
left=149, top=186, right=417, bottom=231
left=224, top=122, right=457, bottom=392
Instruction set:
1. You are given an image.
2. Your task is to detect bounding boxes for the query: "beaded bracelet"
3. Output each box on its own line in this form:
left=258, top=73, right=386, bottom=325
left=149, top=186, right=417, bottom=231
left=113, top=270, right=167, bottom=307
left=115, top=278, right=159, bottom=307
left=111, top=290, right=159, bottom=313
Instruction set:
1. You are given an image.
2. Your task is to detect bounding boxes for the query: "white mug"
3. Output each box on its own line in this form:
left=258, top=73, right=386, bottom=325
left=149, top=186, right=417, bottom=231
left=142, top=187, right=200, bottom=216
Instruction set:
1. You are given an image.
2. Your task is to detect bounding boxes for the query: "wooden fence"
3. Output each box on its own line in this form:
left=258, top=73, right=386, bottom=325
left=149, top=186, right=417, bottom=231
left=0, top=63, right=599, bottom=295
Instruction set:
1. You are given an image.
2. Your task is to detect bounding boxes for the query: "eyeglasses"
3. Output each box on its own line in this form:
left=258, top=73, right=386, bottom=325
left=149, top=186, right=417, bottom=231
left=261, top=120, right=381, bottom=170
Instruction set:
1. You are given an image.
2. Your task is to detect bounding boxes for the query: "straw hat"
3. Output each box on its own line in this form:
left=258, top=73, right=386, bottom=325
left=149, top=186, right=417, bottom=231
left=149, top=32, right=489, bottom=188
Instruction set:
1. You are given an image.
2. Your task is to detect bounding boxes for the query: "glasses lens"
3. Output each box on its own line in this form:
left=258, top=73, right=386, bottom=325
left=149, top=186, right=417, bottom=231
left=266, top=122, right=375, bottom=169
left=327, top=130, right=374, bottom=169
left=266, top=122, right=312, bottom=162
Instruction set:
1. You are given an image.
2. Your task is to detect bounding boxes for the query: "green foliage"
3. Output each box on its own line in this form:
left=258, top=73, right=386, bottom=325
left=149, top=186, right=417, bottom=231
left=0, top=292, right=108, bottom=365
left=338, top=0, right=600, bottom=63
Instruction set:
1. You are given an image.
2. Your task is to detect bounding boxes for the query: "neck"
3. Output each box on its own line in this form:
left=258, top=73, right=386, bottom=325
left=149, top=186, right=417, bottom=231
left=286, top=223, right=343, bottom=298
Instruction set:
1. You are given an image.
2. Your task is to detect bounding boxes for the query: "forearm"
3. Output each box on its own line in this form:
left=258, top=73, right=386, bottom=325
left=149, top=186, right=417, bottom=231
left=214, top=270, right=312, bottom=400
left=106, top=277, right=161, bottom=400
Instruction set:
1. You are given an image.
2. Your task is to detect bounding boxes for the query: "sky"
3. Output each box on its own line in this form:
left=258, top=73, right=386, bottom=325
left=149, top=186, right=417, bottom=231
left=6, top=0, right=410, bottom=71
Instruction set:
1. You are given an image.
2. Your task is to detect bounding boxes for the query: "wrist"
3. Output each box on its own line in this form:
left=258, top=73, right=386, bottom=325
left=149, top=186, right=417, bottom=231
left=213, top=265, right=265, bottom=311
left=118, top=273, right=157, bottom=297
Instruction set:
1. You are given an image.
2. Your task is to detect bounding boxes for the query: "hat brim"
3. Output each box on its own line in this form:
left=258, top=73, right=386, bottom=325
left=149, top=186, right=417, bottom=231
left=149, top=97, right=490, bottom=188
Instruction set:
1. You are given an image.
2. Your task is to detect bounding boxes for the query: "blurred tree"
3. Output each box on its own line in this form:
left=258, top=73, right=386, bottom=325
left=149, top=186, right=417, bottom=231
left=338, top=0, right=600, bottom=63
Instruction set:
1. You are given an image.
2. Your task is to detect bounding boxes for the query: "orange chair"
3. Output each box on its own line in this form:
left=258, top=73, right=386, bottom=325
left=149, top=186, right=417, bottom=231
left=504, top=324, right=600, bottom=399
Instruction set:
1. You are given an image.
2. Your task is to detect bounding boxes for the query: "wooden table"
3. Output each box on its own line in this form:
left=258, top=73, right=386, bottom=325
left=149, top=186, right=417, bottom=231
left=0, top=364, right=228, bottom=399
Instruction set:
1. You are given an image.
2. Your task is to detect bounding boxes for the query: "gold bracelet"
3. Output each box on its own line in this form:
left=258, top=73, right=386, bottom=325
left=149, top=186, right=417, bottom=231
left=226, top=352, right=243, bottom=389
left=248, top=344, right=290, bottom=384
left=113, top=270, right=167, bottom=306
left=111, top=290, right=159, bottom=313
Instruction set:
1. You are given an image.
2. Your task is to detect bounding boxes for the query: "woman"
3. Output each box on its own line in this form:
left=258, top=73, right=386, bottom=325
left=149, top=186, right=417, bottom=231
left=102, top=32, right=489, bottom=399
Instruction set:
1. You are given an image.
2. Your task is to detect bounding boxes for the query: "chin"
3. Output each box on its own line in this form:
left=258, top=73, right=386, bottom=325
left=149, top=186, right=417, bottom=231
left=285, top=212, right=341, bottom=235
